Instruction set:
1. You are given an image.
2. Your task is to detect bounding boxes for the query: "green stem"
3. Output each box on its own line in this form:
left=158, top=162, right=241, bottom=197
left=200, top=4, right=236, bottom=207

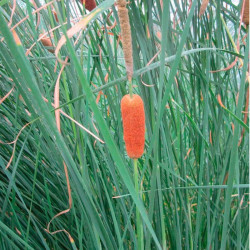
left=134, top=159, right=144, bottom=249
left=129, top=80, right=133, bottom=98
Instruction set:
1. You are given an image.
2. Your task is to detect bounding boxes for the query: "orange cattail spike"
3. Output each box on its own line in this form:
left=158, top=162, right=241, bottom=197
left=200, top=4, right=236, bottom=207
left=40, top=35, right=54, bottom=53
left=82, top=0, right=97, bottom=11
left=52, top=10, right=59, bottom=22
left=121, top=94, right=145, bottom=159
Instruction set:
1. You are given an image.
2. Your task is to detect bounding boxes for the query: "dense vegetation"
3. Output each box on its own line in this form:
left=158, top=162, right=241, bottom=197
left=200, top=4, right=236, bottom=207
left=0, top=0, right=249, bottom=249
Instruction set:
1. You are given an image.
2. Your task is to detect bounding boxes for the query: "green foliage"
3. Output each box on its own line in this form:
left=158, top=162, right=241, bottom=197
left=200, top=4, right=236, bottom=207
left=0, top=0, right=249, bottom=249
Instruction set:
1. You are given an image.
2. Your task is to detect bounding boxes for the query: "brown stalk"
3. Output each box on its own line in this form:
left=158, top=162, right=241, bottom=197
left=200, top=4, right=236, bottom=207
left=243, top=0, right=249, bottom=26
left=199, top=0, right=209, bottom=18
left=117, top=0, right=133, bottom=82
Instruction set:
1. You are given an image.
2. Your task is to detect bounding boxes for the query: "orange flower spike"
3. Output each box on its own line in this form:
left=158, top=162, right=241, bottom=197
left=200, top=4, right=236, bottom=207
left=82, top=0, right=97, bottom=11
left=39, top=35, right=54, bottom=53
left=52, top=10, right=59, bottom=22
left=121, top=94, right=145, bottom=159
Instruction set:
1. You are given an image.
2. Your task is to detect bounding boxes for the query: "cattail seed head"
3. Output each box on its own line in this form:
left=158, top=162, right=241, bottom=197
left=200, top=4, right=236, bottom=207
left=81, top=0, right=97, bottom=11
left=117, top=0, right=133, bottom=82
left=52, top=10, right=59, bottom=22
left=40, top=35, right=54, bottom=53
left=121, top=94, right=145, bottom=159
left=243, top=0, right=249, bottom=25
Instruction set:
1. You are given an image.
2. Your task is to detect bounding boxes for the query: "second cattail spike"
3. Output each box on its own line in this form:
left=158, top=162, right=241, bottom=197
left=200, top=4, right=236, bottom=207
left=117, top=0, right=133, bottom=82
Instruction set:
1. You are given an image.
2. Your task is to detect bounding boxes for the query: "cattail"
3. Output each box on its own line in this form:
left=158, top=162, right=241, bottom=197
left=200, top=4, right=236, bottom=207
left=81, top=0, right=96, bottom=11
left=52, top=10, right=59, bottom=22
left=117, top=0, right=133, bottom=82
left=242, top=0, right=249, bottom=25
left=40, top=35, right=55, bottom=53
left=121, top=94, right=145, bottom=159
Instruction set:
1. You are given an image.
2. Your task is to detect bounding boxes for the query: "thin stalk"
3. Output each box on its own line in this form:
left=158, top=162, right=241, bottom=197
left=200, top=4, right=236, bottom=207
left=134, top=159, right=144, bottom=249
left=156, top=166, right=166, bottom=250
left=129, top=80, right=133, bottom=98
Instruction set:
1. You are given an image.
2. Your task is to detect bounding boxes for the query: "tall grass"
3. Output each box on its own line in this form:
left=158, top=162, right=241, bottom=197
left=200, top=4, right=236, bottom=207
left=0, top=0, right=249, bottom=249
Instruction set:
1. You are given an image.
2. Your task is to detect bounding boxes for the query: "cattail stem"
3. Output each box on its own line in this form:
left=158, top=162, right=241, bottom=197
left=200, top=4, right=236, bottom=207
left=129, top=80, right=133, bottom=98
left=134, top=159, right=144, bottom=249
